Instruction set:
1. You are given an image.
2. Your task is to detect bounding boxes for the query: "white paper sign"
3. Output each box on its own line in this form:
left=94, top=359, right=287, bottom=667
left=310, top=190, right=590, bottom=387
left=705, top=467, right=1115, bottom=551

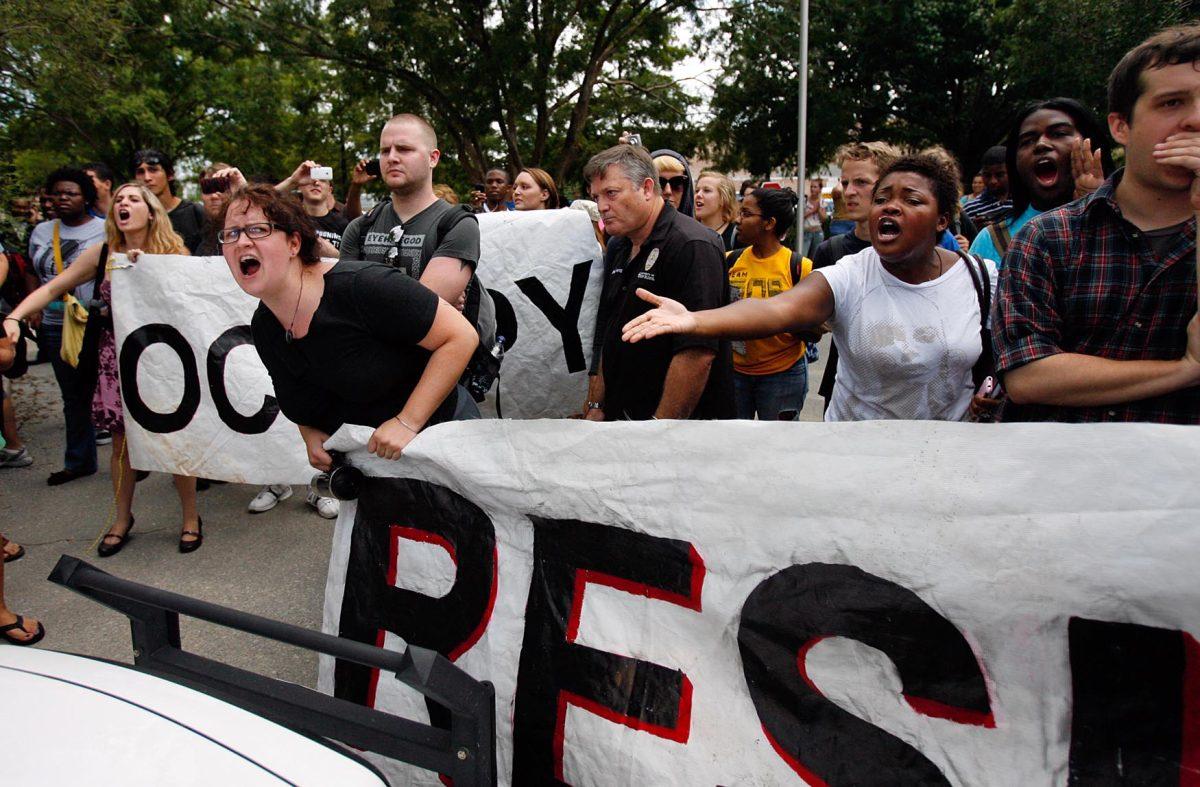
left=111, top=210, right=604, bottom=483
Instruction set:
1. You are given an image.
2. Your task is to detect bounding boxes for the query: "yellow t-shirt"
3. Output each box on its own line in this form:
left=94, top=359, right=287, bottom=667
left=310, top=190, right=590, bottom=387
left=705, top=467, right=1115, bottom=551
left=727, top=247, right=813, bottom=375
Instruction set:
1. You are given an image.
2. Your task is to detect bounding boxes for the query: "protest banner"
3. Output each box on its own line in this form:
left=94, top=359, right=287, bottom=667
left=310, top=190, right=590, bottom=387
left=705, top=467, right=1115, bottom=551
left=110, top=210, right=604, bottom=483
left=315, top=419, right=1200, bottom=785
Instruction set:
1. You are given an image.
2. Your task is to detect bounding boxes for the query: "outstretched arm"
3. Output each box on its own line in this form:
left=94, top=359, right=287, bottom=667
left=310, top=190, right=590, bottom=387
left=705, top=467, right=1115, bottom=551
left=622, top=270, right=836, bottom=344
left=4, top=242, right=104, bottom=341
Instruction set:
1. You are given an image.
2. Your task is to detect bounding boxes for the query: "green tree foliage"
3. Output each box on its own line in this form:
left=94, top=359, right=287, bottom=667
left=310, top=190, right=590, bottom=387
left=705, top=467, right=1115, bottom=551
left=708, top=0, right=1194, bottom=179
left=210, top=0, right=703, bottom=185
left=997, top=0, right=1194, bottom=117
left=708, top=0, right=1011, bottom=177
left=2, top=0, right=1194, bottom=202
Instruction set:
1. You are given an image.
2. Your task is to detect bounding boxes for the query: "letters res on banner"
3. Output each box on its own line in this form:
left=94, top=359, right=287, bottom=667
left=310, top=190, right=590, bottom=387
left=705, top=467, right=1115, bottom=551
left=316, top=419, right=1200, bottom=786
left=109, top=210, right=605, bottom=483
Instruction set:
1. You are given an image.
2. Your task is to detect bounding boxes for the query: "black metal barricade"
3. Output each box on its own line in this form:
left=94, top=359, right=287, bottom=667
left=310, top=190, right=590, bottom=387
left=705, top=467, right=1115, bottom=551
left=49, top=555, right=496, bottom=786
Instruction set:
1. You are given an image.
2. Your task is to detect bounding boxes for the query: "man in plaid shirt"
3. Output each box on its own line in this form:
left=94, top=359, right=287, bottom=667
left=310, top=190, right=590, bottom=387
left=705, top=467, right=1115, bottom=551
left=995, top=23, right=1200, bottom=423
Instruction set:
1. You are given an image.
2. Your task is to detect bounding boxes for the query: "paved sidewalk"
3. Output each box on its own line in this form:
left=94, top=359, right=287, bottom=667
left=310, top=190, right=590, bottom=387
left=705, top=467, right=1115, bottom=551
left=1, top=361, right=334, bottom=687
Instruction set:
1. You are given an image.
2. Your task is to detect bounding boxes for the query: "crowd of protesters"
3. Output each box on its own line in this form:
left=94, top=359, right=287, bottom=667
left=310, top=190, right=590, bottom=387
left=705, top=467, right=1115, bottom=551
left=1, top=23, right=1198, bottom=646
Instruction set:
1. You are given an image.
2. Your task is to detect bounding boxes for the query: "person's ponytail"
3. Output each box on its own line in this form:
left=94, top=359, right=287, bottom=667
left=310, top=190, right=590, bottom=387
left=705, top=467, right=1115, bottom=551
left=751, top=187, right=801, bottom=239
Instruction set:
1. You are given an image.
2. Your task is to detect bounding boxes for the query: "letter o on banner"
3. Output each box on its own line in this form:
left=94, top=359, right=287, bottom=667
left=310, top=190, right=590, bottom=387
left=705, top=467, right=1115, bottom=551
left=119, top=324, right=201, bottom=433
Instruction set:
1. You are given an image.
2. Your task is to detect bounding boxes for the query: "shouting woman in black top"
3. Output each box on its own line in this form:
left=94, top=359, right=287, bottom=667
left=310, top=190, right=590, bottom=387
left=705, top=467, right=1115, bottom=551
left=219, top=185, right=478, bottom=470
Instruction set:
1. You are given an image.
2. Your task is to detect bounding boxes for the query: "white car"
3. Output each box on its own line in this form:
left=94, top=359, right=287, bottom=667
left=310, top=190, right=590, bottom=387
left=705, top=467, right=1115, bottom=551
left=2, top=555, right=496, bottom=786
left=0, top=645, right=387, bottom=786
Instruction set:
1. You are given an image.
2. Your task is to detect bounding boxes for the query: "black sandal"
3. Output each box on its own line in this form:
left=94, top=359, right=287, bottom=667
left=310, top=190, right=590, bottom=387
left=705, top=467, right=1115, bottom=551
left=0, top=615, right=45, bottom=647
left=2, top=543, right=24, bottom=563
left=179, top=517, right=203, bottom=554
left=97, top=516, right=135, bottom=558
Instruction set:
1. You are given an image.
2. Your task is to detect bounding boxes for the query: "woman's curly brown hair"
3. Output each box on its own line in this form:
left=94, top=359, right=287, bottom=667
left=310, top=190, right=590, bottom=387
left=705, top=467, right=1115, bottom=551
left=217, top=183, right=320, bottom=264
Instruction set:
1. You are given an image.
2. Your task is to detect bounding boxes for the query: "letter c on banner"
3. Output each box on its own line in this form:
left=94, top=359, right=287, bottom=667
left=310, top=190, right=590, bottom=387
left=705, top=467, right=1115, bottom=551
left=206, top=325, right=279, bottom=434
left=738, top=563, right=993, bottom=785
left=119, top=323, right=201, bottom=433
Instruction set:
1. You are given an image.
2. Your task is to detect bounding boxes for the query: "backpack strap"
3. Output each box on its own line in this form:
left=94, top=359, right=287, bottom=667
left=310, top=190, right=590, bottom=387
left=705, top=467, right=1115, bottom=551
left=956, top=250, right=994, bottom=387
left=789, top=249, right=813, bottom=283
left=434, top=203, right=478, bottom=243
left=986, top=220, right=1012, bottom=256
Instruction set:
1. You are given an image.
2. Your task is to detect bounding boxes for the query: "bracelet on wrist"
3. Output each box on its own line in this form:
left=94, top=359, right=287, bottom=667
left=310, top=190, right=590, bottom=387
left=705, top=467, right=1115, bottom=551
left=585, top=400, right=604, bottom=412
left=393, top=415, right=420, bottom=434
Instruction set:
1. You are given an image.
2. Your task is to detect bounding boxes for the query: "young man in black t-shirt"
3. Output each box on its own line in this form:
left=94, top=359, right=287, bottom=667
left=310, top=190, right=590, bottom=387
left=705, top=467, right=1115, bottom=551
left=133, top=149, right=206, bottom=254
left=582, top=145, right=733, bottom=421
left=339, top=115, right=482, bottom=320
left=277, top=160, right=350, bottom=250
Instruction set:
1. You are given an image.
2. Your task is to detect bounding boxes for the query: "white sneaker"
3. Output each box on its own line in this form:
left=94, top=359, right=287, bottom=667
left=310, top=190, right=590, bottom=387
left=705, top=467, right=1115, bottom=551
left=247, top=484, right=293, bottom=513
left=95, top=430, right=113, bottom=446
left=306, top=489, right=340, bottom=519
left=0, top=447, right=33, bottom=468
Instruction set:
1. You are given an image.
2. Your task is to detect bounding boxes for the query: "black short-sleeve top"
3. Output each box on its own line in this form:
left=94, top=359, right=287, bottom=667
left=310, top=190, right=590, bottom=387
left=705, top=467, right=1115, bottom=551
left=251, top=259, right=456, bottom=435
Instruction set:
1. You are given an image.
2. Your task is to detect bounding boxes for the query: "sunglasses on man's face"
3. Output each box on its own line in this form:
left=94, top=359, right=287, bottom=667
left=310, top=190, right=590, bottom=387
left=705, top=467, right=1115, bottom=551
left=659, top=176, right=687, bottom=191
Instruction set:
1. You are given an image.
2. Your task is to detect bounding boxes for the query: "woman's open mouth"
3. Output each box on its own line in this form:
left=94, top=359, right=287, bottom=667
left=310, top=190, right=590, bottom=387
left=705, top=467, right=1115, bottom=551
left=876, top=216, right=902, bottom=241
left=1033, top=157, right=1060, bottom=188
left=238, top=254, right=262, bottom=278
left=116, top=209, right=131, bottom=222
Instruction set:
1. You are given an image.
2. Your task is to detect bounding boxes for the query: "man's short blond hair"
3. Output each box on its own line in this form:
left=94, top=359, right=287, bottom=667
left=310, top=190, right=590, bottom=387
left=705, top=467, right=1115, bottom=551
left=834, top=141, right=904, bottom=173
left=385, top=113, right=438, bottom=150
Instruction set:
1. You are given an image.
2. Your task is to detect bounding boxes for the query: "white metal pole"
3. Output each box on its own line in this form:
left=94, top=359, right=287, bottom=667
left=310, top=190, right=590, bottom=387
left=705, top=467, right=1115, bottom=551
left=796, top=0, right=809, bottom=255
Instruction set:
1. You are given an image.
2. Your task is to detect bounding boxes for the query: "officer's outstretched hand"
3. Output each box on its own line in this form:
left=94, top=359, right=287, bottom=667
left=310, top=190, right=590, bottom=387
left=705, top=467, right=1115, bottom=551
left=622, top=288, right=697, bottom=344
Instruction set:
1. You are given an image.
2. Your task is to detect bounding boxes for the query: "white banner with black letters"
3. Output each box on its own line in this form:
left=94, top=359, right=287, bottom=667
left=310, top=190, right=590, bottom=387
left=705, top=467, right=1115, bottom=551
left=315, top=419, right=1200, bottom=786
left=110, top=210, right=604, bottom=483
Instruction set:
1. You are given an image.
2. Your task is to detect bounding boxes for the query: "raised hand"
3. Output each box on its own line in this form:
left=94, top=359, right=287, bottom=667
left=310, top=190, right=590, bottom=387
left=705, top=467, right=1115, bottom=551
left=351, top=159, right=376, bottom=186
left=280, top=160, right=319, bottom=190
left=212, top=166, right=248, bottom=190
left=1071, top=137, right=1105, bottom=199
left=621, top=288, right=697, bottom=344
left=1153, top=132, right=1200, bottom=212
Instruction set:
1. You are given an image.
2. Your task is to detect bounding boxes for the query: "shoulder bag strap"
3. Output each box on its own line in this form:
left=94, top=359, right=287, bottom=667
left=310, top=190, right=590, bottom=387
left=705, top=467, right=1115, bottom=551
left=52, top=220, right=68, bottom=302
left=955, top=250, right=993, bottom=386
left=52, top=220, right=64, bottom=273
left=987, top=221, right=1011, bottom=256
left=91, top=243, right=109, bottom=303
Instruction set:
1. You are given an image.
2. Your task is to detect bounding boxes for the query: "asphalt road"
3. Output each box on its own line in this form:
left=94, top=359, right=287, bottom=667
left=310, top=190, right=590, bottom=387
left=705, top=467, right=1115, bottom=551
left=1, top=337, right=829, bottom=688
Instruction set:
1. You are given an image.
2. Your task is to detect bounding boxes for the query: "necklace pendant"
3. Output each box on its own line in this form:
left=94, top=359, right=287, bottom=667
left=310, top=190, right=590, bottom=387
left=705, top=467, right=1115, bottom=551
left=285, top=329, right=294, bottom=344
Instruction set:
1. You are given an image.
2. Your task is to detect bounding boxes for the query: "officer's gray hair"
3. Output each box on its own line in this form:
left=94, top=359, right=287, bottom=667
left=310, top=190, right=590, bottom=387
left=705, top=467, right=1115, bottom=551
left=583, top=145, right=660, bottom=195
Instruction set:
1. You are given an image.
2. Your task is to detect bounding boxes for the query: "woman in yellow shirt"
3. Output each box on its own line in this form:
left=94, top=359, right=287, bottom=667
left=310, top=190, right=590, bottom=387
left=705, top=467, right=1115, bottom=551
left=726, top=188, right=812, bottom=420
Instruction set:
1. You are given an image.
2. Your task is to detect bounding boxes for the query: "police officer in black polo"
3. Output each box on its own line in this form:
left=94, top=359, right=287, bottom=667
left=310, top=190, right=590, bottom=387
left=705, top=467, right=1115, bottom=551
left=581, top=145, right=733, bottom=421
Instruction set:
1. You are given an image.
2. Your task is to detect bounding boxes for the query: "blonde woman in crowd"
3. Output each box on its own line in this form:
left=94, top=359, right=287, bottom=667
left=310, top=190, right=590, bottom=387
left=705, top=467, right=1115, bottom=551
left=694, top=171, right=740, bottom=251
left=5, top=183, right=204, bottom=556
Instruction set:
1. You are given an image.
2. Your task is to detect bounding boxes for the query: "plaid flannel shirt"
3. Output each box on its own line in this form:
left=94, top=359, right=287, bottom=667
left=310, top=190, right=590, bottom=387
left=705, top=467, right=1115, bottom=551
left=994, top=170, right=1199, bottom=424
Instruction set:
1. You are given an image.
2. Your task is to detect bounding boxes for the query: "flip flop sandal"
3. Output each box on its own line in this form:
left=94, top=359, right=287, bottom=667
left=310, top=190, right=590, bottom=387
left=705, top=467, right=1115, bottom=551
left=2, top=543, right=24, bottom=563
left=0, top=615, right=45, bottom=647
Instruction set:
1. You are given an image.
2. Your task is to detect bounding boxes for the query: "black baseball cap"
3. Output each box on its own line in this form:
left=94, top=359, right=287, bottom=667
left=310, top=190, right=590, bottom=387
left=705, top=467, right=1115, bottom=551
left=133, top=149, right=175, bottom=173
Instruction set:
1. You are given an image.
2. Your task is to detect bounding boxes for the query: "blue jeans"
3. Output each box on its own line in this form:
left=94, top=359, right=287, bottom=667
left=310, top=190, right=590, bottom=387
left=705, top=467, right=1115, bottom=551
left=801, top=230, right=823, bottom=260
left=734, top=356, right=808, bottom=421
left=39, top=324, right=98, bottom=473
